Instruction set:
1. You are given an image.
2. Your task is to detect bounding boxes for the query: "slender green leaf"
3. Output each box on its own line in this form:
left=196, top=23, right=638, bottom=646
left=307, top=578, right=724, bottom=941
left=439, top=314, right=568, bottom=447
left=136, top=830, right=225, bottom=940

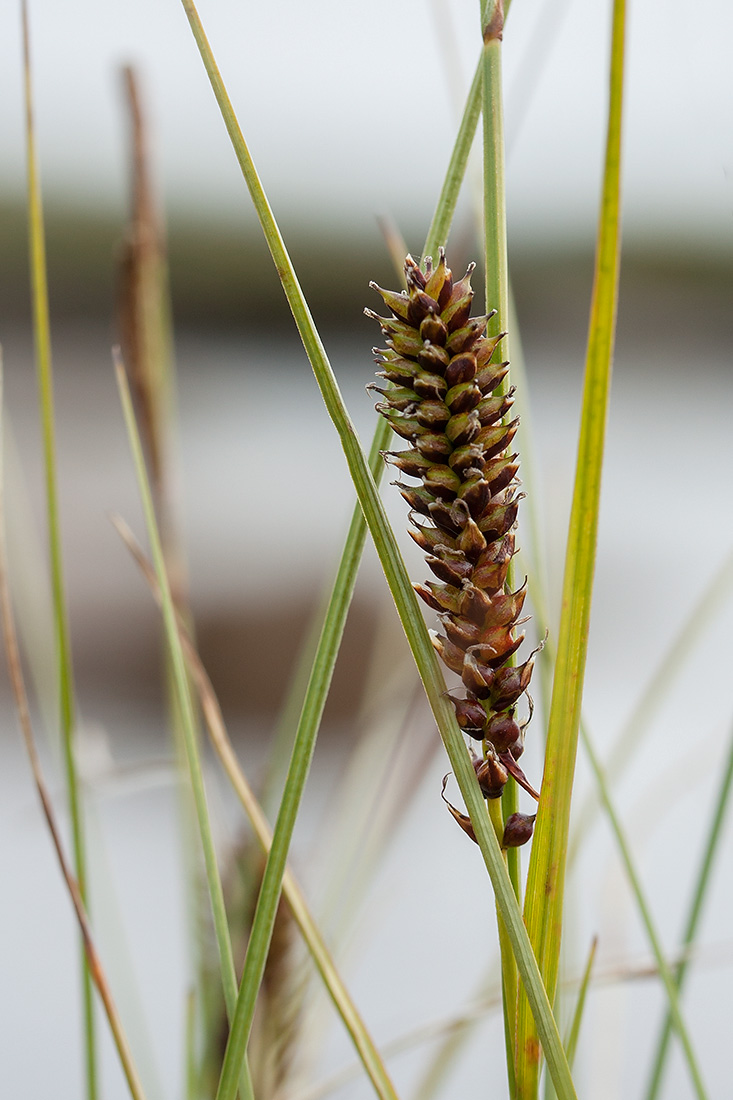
left=580, top=727, right=709, bottom=1097
left=424, top=55, right=482, bottom=257
left=564, top=937, right=597, bottom=1068
left=516, top=2, right=626, bottom=1094
left=114, top=357, right=254, bottom=1100
left=644, top=724, right=733, bottom=1100
left=570, top=549, right=733, bottom=859
left=20, top=6, right=96, bottom=1094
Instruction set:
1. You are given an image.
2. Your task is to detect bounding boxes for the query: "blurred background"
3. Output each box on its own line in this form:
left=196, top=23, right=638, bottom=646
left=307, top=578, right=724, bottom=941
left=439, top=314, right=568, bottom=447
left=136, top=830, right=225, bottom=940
left=1, top=0, right=732, bottom=1098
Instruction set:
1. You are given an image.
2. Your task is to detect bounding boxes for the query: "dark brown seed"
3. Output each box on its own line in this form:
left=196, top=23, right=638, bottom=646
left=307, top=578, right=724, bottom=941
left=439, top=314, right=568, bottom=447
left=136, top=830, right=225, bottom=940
left=475, top=751, right=509, bottom=799
left=502, top=813, right=536, bottom=848
left=444, top=353, right=477, bottom=388
left=448, top=693, right=487, bottom=734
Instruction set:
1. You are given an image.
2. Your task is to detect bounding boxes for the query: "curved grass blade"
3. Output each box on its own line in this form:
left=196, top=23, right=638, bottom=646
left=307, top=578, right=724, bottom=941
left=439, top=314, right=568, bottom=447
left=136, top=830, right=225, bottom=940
left=111, top=515, right=402, bottom=1100
left=570, top=549, right=733, bottom=859
left=564, top=936, right=597, bottom=1068
left=114, top=356, right=254, bottom=1100
left=544, top=937, right=597, bottom=1100
left=643, top=723, right=733, bottom=1100
left=515, top=1, right=627, bottom=1093
left=176, top=8, right=576, bottom=1097
left=0, top=358, right=147, bottom=1100
left=20, top=6, right=96, bottom=1093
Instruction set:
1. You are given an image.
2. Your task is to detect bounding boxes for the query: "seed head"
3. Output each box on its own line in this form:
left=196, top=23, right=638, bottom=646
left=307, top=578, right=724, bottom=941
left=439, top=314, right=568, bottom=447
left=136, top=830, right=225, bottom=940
left=369, top=251, right=538, bottom=812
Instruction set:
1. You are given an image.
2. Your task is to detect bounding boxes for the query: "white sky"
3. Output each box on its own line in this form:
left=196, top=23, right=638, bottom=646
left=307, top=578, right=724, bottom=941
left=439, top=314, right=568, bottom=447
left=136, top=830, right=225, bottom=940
left=1, top=0, right=732, bottom=251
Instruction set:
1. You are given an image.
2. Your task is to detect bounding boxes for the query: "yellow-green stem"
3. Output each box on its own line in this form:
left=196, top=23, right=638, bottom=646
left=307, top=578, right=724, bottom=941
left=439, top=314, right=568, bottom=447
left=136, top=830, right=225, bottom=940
left=515, top=1, right=626, bottom=1093
left=21, top=5, right=96, bottom=1094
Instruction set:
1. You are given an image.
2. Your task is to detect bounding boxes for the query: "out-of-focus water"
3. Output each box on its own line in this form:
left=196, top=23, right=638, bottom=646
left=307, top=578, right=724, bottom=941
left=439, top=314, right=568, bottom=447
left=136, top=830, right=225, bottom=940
left=1, top=323, right=732, bottom=1099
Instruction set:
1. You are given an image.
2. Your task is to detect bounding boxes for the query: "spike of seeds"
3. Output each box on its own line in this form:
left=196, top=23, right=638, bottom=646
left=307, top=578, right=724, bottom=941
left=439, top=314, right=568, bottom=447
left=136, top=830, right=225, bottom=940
left=369, top=251, right=537, bottom=835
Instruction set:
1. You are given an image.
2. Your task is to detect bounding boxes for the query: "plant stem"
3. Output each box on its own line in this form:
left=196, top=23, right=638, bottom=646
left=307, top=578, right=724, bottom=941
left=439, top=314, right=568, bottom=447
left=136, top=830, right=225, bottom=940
left=482, top=5, right=509, bottom=358
left=481, top=9, right=522, bottom=1090
left=21, top=6, right=96, bottom=1094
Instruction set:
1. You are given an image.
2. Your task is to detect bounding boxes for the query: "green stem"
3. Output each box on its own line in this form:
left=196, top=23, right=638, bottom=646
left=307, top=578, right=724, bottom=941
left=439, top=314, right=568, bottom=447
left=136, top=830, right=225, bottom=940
left=482, top=12, right=509, bottom=358
left=21, top=6, right=96, bottom=1096
left=481, top=10, right=522, bottom=1091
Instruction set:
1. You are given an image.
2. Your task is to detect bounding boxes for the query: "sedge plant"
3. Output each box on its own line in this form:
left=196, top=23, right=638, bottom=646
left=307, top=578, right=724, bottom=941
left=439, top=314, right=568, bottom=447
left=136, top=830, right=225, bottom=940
left=4, top=1, right=732, bottom=1099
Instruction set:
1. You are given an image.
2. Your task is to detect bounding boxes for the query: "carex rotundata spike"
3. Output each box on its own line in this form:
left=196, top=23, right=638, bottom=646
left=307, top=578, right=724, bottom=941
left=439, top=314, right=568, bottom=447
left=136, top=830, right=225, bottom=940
left=368, top=250, right=540, bottom=842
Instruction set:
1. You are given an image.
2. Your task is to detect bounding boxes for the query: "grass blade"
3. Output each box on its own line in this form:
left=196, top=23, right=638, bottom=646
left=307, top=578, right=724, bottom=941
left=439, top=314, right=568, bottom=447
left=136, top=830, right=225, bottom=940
left=570, top=549, right=733, bottom=858
left=0, top=358, right=147, bottom=1100
left=580, top=727, right=709, bottom=1097
left=20, top=6, right=96, bottom=1093
left=114, top=355, right=254, bottom=1100
left=423, top=54, right=482, bottom=256
left=643, top=723, right=733, bottom=1100
left=177, top=7, right=576, bottom=1097
left=515, top=1, right=626, bottom=1093
left=564, top=937, right=597, bottom=1068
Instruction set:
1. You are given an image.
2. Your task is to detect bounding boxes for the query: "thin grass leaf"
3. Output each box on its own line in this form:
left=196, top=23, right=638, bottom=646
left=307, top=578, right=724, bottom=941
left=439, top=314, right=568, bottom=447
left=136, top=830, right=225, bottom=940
left=0, top=358, right=147, bottom=1100
left=644, top=723, right=733, bottom=1100
left=515, top=1, right=627, bottom=1093
left=570, top=548, right=733, bottom=860
left=423, top=54, right=482, bottom=257
left=544, top=937, right=597, bottom=1100
left=20, top=6, right=96, bottom=1093
left=114, top=356, right=254, bottom=1100
left=564, top=936, right=597, bottom=1068
left=580, top=727, right=709, bottom=1097
left=257, top=584, right=328, bottom=817
left=111, top=515, right=402, bottom=1100
left=177, top=7, right=575, bottom=1097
